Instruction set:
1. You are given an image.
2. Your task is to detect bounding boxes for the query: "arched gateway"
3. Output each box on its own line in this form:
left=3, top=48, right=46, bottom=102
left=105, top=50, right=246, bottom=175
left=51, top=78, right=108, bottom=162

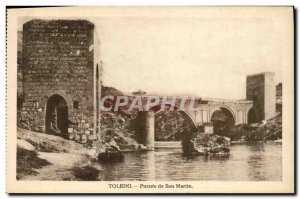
left=45, top=94, right=69, bottom=137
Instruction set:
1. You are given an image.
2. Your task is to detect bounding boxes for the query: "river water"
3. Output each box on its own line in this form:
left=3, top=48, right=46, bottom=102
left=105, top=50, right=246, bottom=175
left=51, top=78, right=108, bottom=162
left=96, top=143, right=282, bottom=181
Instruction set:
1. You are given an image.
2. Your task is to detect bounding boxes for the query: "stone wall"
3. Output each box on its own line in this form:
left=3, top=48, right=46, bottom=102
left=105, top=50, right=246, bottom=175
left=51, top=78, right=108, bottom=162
left=19, top=19, right=99, bottom=141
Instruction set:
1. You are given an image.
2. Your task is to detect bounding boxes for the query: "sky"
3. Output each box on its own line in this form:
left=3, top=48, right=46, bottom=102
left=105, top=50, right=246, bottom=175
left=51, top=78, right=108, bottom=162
left=19, top=16, right=282, bottom=99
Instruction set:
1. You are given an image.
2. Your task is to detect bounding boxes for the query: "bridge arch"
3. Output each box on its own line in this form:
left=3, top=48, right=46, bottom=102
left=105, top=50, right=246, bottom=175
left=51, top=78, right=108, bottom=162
left=154, top=110, right=197, bottom=142
left=210, top=106, right=236, bottom=124
left=136, top=103, right=198, bottom=149
left=210, top=106, right=235, bottom=136
left=152, top=104, right=197, bottom=129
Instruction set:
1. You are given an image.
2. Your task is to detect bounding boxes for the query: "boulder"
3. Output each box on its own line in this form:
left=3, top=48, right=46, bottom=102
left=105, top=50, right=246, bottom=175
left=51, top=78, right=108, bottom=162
left=88, top=147, right=98, bottom=159
left=81, top=134, right=88, bottom=144
left=74, top=134, right=81, bottom=142
left=137, top=144, right=147, bottom=150
left=182, top=132, right=230, bottom=156
left=68, top=134, right=74, bottom=140
left=68, top=128, right=73, bottom=133
left=17, top=139, right=35, bottom=151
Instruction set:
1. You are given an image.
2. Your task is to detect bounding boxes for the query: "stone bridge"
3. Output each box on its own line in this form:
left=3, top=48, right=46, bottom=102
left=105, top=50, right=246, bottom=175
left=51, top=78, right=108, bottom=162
left=189, top=98, right=253, bottom=126
left=19, top=19, right=275, bottom=149
left=133, top=95, right=253, bottom=149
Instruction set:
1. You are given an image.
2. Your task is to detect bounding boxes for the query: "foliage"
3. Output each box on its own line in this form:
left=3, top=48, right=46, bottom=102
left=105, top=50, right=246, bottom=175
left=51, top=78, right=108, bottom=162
left=72, top=165, right=101, bottom=181
left=17, top=147, right=51, bottom=179
left=155, top=111, right=195, bottom=141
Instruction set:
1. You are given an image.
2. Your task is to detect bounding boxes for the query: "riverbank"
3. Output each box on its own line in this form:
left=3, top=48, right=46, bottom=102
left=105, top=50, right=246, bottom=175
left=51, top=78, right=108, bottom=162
left=17, top=125, right=148, bottom=180
left=232, top=114, right=282, bottom=143
left=16, top=112, right=282, bottom=180
left=17, top=128, right=100, bottom=180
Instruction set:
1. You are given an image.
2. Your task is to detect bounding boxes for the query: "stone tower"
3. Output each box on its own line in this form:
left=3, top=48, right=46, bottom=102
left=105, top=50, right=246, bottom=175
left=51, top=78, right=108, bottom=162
left=246, top=72, right=276, bottom=122
left=20, top=20, right=101, bottom=139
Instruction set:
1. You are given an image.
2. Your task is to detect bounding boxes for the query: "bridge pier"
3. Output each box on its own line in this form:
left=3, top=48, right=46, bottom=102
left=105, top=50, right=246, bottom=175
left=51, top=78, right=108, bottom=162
left=136, top=111, right=155, bottom=150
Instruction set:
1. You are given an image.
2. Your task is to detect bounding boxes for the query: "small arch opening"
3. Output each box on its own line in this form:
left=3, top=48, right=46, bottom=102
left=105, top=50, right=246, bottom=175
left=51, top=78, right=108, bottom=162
left=247, top=108, right=258, bottom=124
left=46, top=94, right=69, bottom=137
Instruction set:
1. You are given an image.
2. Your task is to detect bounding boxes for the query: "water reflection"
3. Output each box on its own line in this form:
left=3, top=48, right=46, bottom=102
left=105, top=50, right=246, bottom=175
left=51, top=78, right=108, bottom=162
left=182, top=153, right=230, bottom=165
left=247, top=144, right=266, bottom=181
left=246, top=143, right=282, bottom=181
left=95, top=143, right=282, bottom=181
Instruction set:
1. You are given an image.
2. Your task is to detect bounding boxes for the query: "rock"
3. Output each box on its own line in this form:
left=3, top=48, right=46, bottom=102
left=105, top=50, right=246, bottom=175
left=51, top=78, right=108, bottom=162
left=95, top=143, right=106, bottom=153
left=69, top=134, right=74, bottom=140
left=97, top=134, right=101, bottom=140
left=118, top=117, right=125, bottom=124
left=274, top=139, right=282, bottom=143
left=68, top=128, right=73, bottom=133
left=39, top=125, right=45, bottom=132
left=182, top=132, right=230, bottom=156
left=88, top=147, right=98, bottom=158
left=21, top=122, right=31, bottom=130
left=107, top=140, right=120, bottom=151
left=262, top=120, right=267, bottom=125
left=81, top=134, right=87, bottom=144
left=204, top=125, right=214, bottom=134
left=113, top=136, right=119, bottom=140
left=137, top=144, right=147, bottom=150
left=88, top=134, right=97, bottom=141
left=17, top=139, right=35, bottom=151
left=242, top=115, right=282, bottom=142
left=74, top=134, right=81, bottom=142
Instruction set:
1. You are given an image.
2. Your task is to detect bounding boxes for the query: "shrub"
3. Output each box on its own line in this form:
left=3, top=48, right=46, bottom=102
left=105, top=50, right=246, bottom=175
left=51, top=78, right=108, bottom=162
left=17, top=147, right=51, bottom=179
left=72, top=165, right=100, bottom=181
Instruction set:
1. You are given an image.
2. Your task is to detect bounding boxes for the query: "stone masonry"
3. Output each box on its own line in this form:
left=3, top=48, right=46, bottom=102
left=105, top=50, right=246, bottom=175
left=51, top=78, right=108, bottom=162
left=17, top=19, right=277, bottom=144
left=19, top=20, right=101, bottom=143
left=246, top=72, right=276, bottom=121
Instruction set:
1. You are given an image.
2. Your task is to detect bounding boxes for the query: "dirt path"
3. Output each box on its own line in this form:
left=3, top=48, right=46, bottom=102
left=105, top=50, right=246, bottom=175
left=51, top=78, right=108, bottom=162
left=17, top=128, right=93, bottom=181
left=22, top=152, right=90, bottom=180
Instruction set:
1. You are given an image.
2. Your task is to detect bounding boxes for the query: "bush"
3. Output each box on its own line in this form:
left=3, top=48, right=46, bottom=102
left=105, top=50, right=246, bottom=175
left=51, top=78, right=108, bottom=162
left=72, top=165, right=100, bottom=181
left=17, top=147, right=51, bottom=179
left=25, top=139, right=68, bottom=153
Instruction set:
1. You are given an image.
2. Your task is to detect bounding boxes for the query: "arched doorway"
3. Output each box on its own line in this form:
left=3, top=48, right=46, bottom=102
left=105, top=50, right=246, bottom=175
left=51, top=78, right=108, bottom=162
left=247, top=108, right=257, bottom=124
left=211, top=107, right=235, bottom=137
left=45, top=94, right=69, bottom=137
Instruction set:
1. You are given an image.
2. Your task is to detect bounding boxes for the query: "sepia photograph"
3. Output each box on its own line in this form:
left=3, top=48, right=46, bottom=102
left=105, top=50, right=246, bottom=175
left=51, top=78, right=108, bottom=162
left=6, top=6, right=294, bottom=193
